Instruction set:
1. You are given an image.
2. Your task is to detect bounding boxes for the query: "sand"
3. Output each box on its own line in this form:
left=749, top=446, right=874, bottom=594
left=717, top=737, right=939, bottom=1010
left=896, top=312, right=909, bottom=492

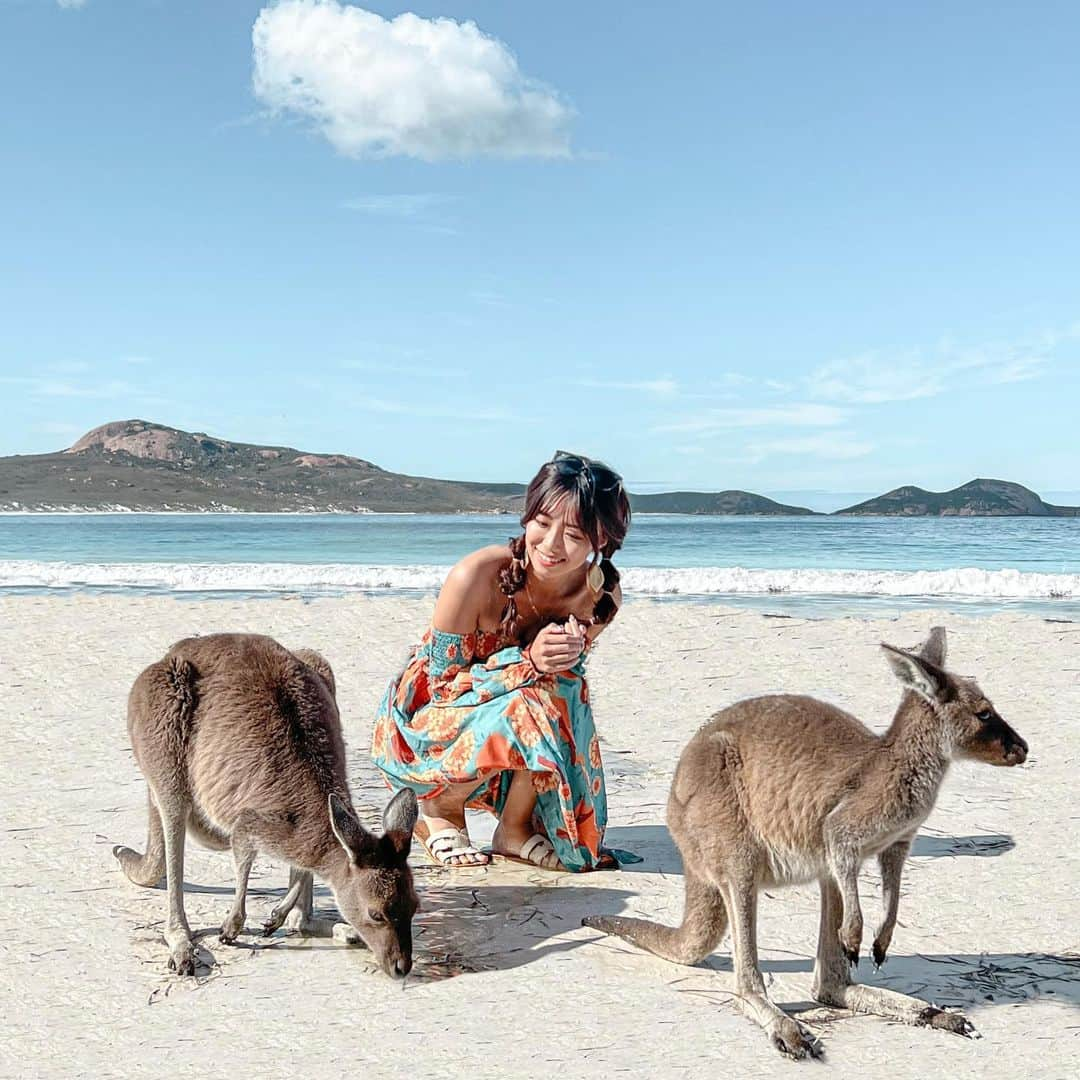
left=1, top=594, right=1077, bottom=1079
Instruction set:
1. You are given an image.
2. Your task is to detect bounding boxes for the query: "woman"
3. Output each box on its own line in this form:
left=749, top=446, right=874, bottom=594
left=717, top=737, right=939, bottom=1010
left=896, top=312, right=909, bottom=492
left=371, top=451, right=632, bottom=872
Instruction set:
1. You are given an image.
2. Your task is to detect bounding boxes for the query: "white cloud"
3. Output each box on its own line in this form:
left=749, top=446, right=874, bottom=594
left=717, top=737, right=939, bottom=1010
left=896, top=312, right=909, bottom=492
left=651, top=403, right=847, bottom=434
left=252, top=2, right=574, bottom=161
left=57, top=0, right=87, bottom=9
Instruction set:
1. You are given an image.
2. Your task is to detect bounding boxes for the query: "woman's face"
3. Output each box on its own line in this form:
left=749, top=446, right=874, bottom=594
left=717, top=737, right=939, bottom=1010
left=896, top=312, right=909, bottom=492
left=524, top=495, right=596, bottom=585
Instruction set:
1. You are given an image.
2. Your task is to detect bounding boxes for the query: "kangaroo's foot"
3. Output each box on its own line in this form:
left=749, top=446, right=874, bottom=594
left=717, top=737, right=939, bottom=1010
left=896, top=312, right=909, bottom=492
left=219, top=910, right=245, bottom=945
left=768, top=1016, right=823, bottom=1061
left=816, top=982, right=975, bottom=1037
left=730, top=990, right=824, bottom=1060
left=166, top=931, right=198, bottom=976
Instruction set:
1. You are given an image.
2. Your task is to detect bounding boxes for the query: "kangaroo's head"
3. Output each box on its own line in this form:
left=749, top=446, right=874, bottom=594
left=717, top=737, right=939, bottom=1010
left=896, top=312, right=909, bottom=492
left=325, top=788, right=419, bottom=978
left=883, top=626, right=1028, bottom=767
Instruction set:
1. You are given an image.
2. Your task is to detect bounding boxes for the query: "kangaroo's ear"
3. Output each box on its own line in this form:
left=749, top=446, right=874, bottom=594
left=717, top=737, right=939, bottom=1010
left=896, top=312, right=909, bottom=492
left=293, top=648, right=337, bottom=698
left=382, top=788, right=418, bottom=859
left=919, top=626, right=947, bottom=668
left=328, top=793, right=376, bottom=866
left=882, top=643, right=949, bottom=703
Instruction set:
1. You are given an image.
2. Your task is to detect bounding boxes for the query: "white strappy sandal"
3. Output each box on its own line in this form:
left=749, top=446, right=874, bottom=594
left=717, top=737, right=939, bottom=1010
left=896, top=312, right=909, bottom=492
left=417, top=822, right=490, bottom=867
left=496, top=833, right=565, bottom=871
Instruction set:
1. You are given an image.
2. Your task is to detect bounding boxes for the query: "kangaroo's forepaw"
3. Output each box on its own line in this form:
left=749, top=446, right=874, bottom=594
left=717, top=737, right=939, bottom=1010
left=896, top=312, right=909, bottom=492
left=838, top=925, right=862, bottom=967
left=167, top=939, right=198, bottom=976
left=872, top=938, right=888, bottom=968
left=262, top=912, right=287, bottom=937
left=918, top=1007, right=976, bottom=1038
left=770, top=1018, right=824, bottom=1061
left=219, top=912, right=245, bottom=945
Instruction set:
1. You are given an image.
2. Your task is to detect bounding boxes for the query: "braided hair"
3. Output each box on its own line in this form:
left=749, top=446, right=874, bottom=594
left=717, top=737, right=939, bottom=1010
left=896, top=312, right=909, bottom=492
left=499, top=452, right=631, bottom=639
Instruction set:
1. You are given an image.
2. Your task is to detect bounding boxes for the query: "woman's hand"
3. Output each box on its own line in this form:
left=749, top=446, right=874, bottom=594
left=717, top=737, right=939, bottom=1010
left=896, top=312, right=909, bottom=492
left=526, top=619, right=586, bottom=674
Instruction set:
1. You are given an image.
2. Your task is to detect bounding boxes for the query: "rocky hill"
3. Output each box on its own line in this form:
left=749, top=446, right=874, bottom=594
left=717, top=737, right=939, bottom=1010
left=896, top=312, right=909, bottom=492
left=629, top=490, right=816, bottom=515
left=0, top=420, right=525, bottom=513
left=837, top=478, right=1080, bottom=517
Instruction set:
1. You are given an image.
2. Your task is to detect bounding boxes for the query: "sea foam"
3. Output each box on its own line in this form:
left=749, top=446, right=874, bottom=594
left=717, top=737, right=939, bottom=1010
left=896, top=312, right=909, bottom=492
left=0, top=561, right=1076, bottom=599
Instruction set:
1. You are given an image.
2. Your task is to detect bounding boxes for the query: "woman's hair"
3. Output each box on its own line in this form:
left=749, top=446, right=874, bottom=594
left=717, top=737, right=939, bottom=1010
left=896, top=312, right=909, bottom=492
left=498, top=451, right=632, bottom=638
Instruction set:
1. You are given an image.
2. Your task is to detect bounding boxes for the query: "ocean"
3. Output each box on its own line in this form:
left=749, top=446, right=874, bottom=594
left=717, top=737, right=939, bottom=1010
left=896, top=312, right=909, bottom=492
left=1, top=512, right=1078, bottom=618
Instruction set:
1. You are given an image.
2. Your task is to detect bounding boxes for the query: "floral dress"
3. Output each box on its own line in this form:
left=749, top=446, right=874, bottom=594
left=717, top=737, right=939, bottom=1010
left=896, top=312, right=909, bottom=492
left=371, top=624, right=615, bottom=871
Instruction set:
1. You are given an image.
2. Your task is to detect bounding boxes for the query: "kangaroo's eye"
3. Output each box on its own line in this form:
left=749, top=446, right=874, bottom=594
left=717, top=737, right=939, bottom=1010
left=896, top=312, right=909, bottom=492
left=368, top=909, right=386, bottom=923
left=976, top=709, right=993, bottom=722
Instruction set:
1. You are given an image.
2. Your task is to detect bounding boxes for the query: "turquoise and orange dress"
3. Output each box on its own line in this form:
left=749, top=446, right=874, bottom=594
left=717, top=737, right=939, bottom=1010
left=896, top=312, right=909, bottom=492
left=371, top=623, right=617, bottom=871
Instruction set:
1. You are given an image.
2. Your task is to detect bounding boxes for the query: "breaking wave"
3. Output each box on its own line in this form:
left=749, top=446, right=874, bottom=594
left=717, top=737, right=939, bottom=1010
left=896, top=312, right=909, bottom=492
left=0, top=561, right=1076, bottom=600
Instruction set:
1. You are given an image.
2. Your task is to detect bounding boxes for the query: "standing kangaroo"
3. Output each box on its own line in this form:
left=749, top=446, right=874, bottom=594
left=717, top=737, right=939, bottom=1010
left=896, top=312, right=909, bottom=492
left=583, top=628, right=1028, bottom=1059
left=113, top=633, right=419, bottom=978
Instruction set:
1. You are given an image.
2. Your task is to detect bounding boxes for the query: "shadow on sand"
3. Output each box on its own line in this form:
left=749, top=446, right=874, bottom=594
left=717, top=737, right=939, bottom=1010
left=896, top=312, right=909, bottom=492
left=602, top=826, right=1017, bottom=876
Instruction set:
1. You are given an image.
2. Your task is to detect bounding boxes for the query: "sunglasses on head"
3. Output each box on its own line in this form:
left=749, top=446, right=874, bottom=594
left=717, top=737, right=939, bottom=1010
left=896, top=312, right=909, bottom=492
left=552, top=450, right=624, bottom=494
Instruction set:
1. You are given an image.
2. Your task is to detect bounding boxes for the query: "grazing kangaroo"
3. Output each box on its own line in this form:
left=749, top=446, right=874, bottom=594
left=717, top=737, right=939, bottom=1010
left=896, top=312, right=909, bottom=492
left=113, top=633, right=419, bottom=979
left=583, top=628, right=1027, bottom=1059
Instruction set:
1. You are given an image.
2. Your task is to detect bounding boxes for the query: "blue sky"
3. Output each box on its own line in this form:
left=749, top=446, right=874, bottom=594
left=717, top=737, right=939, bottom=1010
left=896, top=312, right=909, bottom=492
left=2, top=0, right=1078, bottom=505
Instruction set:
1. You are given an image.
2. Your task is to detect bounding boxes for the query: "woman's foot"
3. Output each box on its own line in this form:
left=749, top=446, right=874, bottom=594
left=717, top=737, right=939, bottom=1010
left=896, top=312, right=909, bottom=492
left=416, top=815, right=490, bottom=867
left=491, top=822, right=566, bottom=871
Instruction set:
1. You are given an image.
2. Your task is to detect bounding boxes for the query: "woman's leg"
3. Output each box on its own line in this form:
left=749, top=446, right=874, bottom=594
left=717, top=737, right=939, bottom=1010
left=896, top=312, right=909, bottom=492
left=420, top=781, right=490, bottom=866
left=491, top=771, right=567, bottom=870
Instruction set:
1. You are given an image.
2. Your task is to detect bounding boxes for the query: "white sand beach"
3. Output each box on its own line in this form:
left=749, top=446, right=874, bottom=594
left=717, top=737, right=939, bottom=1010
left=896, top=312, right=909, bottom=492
left=2, top=595, right=1077, bottom=1079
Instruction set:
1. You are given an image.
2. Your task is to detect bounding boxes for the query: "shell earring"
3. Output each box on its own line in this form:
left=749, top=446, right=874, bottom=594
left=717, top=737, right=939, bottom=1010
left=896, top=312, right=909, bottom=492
left=587, top=556, right=605, bottom=594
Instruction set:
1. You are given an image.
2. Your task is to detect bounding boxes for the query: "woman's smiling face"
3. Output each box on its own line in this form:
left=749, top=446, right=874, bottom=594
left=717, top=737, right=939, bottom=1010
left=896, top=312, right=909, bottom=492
left=524, top=495, right=597, bottom=583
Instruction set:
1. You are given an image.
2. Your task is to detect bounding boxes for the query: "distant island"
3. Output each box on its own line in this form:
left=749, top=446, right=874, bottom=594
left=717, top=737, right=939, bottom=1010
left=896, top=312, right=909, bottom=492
left=837, top=479, right=1080, bottom=517
left=0, top=420, right=1076, bottom=517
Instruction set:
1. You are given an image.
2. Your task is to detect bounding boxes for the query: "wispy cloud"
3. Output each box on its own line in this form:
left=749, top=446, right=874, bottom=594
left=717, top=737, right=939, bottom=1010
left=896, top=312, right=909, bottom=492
left=342, top=193, right=454, bottom=217
left=57, top=0, right=87, bottom=9
left=747, top=432, right=875, bottom=461
left=340, top=359, right=466, bottom=378
left=45, top=360, right=91, bottom=375
left=352, top=394, right=516, bottom=422
left=252, top=2, right=574, bottom=161
left=807, top=352, right=944, bottom=404
left=37, top=421, right=84, bottom=436
left=470, top=289, right=516, bottom=308
left=575, top=377, right=679, bottom=396
left=808, top=325, right=1078, bottom=405
left=651, top=403, right=847, bottom=435
left=1, top=376, right=141, bottom=400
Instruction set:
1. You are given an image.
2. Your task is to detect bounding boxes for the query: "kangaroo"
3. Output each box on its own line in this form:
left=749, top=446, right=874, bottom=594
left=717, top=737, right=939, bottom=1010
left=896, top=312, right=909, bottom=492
left=582, top=627, right=1028, bottom=1059
left=113, top=633, right=419, bottom=979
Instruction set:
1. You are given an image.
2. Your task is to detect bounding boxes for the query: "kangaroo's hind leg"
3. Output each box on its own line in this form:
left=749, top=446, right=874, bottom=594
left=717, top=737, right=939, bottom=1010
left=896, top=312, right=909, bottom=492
left=723, top=872, right=822, bottom=1060
left=113, top=787, right=165, bottom=887
left=812, top=876, right=973, bottom=1036
left=158, top=792, right=198, bottom=975
left=582, top=868, right=728, bottom=965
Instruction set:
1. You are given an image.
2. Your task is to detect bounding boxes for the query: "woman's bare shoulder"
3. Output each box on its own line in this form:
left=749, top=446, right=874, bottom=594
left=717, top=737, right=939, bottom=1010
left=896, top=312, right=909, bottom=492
left=448, top=544, right=511, bottom=585
left=434, top=545, right=511, bottom=632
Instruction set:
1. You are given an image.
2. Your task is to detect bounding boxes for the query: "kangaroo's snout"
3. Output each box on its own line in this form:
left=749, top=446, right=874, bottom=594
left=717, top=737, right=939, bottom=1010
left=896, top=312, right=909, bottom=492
left=1004, top=733, right=1028, bottom=766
